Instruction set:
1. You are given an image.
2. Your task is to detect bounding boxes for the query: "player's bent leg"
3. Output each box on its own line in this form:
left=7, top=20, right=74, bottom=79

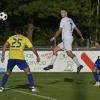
left=92, top=66, right=100, bottom=86
left=67, top=51, right=75, bottom=58
left=67, top=51, right=83, bottom=74
left=23, top=67, right=36, bottom=92
left=0, top=59, right=15, bottom=92
left=24, top=66, right=31, bottom=74
left=43, top=46, right=61, bottom=70
left=0, top=70, right=12, bottom=92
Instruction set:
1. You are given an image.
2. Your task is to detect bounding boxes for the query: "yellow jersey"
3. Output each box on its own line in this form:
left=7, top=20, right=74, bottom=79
left=7, top=34, right=33, bottom=60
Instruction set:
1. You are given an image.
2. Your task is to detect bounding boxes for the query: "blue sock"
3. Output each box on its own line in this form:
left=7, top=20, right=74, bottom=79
left=93, top=72, right=99, bottom=82
left=98, top=72, right=100, bottom=81
left=1, top=74, right=9, bottom=88
left=27, top=73, right=35, bottom=87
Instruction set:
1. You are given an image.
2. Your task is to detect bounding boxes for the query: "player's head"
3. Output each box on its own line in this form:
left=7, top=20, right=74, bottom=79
left=60, top=9, right=68, bottom=18
left=15, top=27, right=23, bottom=34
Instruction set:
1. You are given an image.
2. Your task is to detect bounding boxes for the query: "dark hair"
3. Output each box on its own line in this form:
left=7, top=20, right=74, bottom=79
left=28, top=18, right=33, bottom=23
left=61, top=8, right=68, bottom=12
left=60, top=8, right=70, bottom=16
left=15, top=27, right=23, bottom=34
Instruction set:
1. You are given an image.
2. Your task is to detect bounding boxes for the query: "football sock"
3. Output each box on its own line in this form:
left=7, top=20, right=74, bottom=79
left=93, top=72, right=99, bottom=82
left=27, top=73, right=35, bottom=87
left=72, top=56, right=81, bottom=67
left=97, top=72, right=100, bottom=81
left=1, top=74, right=9, bottom=88
left=50, top=55, right=57, bottom=65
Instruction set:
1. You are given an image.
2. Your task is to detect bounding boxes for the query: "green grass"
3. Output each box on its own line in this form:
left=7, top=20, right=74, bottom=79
left=0, top=72, right=100, bottom=100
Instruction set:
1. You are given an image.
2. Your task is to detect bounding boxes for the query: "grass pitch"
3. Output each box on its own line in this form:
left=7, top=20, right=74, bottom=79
left=0, top=72, right=100, bottom=100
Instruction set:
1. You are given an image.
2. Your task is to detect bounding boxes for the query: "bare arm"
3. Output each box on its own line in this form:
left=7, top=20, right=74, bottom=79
left=74, top=27, right=84, bottom=41
left=30, top=47, right=40, bottom=62
left=1, top=42, right=9, bottom=63
left=50, top=28, right=62, bottom=42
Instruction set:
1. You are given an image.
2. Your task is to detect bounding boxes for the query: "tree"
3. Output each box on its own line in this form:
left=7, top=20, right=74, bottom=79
left=0, top=0, right=99, bottom=46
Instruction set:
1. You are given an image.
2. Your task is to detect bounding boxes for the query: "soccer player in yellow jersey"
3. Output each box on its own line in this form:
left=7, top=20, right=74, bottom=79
left=0, top=27, right=40, bottom=92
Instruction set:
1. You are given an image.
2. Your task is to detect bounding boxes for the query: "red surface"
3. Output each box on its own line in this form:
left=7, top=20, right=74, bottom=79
left=81, top=52, right=94, bottom=70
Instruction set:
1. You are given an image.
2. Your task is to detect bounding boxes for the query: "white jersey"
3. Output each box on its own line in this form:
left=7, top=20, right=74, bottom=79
left=60, top=17, right=76, bottom=40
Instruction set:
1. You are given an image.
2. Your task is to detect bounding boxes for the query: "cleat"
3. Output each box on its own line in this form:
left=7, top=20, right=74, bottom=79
left=94, top=82, right=100, bottom=86
left=31, top=86, right=36, bottom=92
left=0, top=87, right=4, bottom=92
left=43, top=65, right=53, bottom=70
left=77, top=65, right=83, bottom=74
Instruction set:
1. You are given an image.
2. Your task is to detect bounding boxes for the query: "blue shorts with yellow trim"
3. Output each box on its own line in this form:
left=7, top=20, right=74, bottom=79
left=7, top=59, right=28, bottom=71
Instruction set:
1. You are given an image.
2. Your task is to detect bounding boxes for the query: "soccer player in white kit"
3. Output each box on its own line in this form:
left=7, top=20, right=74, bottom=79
left=44, top=9, right=84, bottom=73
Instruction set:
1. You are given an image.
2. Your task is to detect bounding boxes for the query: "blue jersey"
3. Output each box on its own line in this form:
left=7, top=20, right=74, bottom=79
left=94, top=58, right=100, bottom=70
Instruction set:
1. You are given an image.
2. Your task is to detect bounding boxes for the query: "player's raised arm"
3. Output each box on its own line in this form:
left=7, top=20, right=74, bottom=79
left=74, top=27, right=84, bottom=41
left=1, top=42, right=9, bottom=63
left=50, top=28, right=62, bottom=42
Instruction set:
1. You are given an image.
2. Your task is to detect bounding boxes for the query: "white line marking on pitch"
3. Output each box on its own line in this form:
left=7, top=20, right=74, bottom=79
left=6, top=88, right=58, bottom=100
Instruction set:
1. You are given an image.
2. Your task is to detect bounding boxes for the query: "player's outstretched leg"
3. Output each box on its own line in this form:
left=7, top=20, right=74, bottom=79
left=67, top=51, right=83, bottom=74
left=43, top=46, right=61, bottom=70
left=24, top=67, right=36, bottom=92
left=0, top=71, right=11, bottom=92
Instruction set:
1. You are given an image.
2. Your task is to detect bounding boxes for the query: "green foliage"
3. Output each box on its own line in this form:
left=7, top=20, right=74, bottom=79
left=0, top=0, right=99, bottom=46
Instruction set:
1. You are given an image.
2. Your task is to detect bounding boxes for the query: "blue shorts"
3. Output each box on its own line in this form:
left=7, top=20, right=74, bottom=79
left=7, top=59, right=29, bottom=71
left=94, top=59, right=100, bottom=70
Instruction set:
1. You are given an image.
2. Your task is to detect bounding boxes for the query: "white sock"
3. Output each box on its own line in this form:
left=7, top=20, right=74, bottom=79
left=50, top=55, right=57, bottom=65
left=72, top=56, right=81, bottom=67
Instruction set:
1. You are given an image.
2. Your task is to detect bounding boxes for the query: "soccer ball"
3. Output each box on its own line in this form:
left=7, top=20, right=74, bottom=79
left=0, top=12, right=8, bottom=21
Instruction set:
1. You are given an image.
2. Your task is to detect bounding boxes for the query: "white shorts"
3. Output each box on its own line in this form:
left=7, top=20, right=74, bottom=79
left=58, top=38, right=73, bottom=51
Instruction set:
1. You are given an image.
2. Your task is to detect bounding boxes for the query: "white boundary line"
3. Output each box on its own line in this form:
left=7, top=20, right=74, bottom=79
left=6, top=88, right=58, bottom=100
